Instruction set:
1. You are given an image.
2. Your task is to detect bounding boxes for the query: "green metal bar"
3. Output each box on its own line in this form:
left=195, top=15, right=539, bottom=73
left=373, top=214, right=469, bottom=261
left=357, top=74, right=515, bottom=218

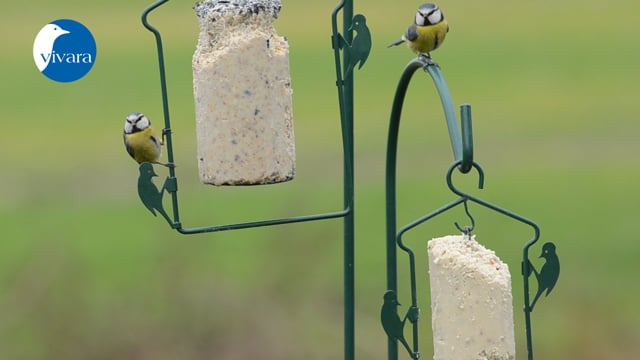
left=385, top=58, right=423, bottom=360
left=460, top=104, right=474, bottom=173
left=423, top=63, right=463, bottom=165
left=523, top=239, right=537, bottom=360
left=174, top=209, right=350, bottom=235
left=331, top=1, right=357, bottom=359
left=523, top=247, right=535, bottom=360
left=141, top=0, right=182, bottom=229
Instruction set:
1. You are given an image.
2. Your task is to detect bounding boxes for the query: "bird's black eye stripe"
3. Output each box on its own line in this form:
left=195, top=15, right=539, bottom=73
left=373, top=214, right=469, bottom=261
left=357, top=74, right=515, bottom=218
left=425, top=9, right=437, bottom=17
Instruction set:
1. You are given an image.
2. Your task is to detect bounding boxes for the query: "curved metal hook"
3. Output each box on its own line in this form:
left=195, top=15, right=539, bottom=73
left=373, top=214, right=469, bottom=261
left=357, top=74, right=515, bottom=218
left=445, top=161, right=539, bottom=242
left=447, top=160, right=485, bottom=194
left=454, top=199, right=475, bottom=236
left=141, top=0, right=169, bottom=33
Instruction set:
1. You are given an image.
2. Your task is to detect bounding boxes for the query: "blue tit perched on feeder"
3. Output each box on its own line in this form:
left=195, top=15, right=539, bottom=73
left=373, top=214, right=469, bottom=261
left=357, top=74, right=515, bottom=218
left=123, top=112, right=172, bottom=167
left=388, top=3, right=449, bottom=59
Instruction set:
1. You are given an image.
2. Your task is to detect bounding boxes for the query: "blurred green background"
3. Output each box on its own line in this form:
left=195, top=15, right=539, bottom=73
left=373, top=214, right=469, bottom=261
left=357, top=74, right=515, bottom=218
left=1, top=0, right=639, bottom=359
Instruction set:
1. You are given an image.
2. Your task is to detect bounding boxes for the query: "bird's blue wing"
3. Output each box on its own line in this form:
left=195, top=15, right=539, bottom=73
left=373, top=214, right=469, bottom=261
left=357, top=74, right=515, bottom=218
left=150, top=135, right=161, bottom=154
left=404, top=24, right=419, bottom=42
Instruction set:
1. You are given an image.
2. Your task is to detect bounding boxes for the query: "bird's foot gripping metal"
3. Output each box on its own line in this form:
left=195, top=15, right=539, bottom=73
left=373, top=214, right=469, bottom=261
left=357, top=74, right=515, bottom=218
left=160, top=127, right=171, bottom=145
left=157, top=161, right=176, bottom=168
left=418, top=53, right=439, bottom=68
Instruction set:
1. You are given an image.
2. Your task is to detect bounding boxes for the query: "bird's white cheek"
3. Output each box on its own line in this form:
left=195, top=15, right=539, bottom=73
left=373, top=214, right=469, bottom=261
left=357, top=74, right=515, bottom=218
left=138, top=118, right=150, bottom=129
left=427, top=10, right=442, bottom=24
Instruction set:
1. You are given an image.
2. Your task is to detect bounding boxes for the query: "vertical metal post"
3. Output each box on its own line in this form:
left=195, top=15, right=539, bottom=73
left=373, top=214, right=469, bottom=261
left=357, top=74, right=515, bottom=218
left=342, top=2, right=355, bottom=359
left=385, top=58, right=468, bottom=360
left=523, top=246, right=535, bottom=360
left=386, top=59, right=426, bottom=360
left=141, top=0, right=181, bottom=226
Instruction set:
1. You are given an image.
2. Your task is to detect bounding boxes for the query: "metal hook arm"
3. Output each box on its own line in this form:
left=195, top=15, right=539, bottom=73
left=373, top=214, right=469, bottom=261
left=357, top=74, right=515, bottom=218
left=446, top=159, right=485, bottom=194
left=454, top=199, right=475, bottom=236
left=446, top=161, right=538, bottom=241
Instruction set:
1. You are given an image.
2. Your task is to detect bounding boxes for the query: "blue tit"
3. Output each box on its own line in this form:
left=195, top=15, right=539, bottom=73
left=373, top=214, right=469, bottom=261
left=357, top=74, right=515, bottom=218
left=388, top=3, right=449, bottom=59
left=123, top=112, right=172, bottom=167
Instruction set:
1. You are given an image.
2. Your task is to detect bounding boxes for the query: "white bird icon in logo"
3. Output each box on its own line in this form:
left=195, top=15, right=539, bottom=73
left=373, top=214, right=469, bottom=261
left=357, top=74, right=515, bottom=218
left=33, top=24, right=70, bottom=72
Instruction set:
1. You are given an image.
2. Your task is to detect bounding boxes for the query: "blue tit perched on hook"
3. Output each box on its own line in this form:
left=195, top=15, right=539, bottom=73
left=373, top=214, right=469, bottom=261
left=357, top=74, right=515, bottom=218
left=388, top=3, right=449, bottom=59
left=123, top=112, right=173, bottom=167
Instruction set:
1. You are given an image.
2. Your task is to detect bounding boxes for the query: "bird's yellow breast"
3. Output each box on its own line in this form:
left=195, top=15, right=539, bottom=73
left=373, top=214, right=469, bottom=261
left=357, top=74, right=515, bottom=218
left=124, top=127, right=161, bottom=164
left=408, top=20, right=449, bottom=55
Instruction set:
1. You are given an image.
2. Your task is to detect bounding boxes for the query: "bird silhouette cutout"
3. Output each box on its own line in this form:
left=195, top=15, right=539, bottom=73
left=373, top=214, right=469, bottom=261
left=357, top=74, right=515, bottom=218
left=137, top=162, right=171, bottom=224
left=342, top=14, right=372, bottom=79
left=381, top=290, right=415, bottom=358
left=33, top=24, right=70, bottom=71
left=528, top=242, right=560, bottom=311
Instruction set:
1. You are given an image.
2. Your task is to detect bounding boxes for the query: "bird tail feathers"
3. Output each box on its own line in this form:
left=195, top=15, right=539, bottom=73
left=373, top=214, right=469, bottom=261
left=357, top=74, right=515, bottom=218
left=387, top=38, right=405, bottom=48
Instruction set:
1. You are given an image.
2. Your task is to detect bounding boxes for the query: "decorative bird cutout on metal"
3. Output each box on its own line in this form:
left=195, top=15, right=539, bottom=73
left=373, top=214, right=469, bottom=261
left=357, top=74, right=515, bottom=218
left=137, top=162, right=171, bottom=224
left=527, top=242, right=560, bottom=311
left=381, top=290, right=418, bottom=359
left=342, top=14, right=372, bottom=79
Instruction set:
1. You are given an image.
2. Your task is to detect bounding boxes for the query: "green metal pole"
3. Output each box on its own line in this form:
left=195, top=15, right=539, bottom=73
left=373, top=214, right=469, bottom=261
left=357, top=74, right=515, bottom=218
left=385, top=58, right=466, bottom=360
left=386, top=59, right=424, bottom=360
left=423, top=64, right=463, bottom=163
left=141, top=0, right=182, bottom=228
left=342, top=1, right=355, bottom=359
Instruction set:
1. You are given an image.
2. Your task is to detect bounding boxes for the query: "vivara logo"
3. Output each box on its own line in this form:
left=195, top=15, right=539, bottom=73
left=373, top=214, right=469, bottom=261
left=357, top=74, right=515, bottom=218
left=33, top=19, right=97, bottom=82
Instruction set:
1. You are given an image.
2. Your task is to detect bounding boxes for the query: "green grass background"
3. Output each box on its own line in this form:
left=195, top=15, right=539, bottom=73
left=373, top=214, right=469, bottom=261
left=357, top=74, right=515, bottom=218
left=1, top=0, right=639, bottom=358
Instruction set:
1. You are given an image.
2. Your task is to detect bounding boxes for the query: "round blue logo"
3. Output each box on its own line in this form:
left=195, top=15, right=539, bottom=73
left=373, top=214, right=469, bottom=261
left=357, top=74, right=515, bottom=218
left=33, top=19, right=97, bottom=82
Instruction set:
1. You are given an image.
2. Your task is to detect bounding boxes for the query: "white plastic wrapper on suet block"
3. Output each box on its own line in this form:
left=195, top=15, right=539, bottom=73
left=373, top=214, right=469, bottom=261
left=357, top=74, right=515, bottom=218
left=193, top=0, right=295, bottom=185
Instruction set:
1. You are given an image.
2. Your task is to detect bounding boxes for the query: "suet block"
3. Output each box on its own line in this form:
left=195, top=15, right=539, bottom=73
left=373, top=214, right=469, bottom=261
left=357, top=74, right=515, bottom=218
left=428, top=235, right=516, bottom=360
left=193, top=0, right=295, bottom=185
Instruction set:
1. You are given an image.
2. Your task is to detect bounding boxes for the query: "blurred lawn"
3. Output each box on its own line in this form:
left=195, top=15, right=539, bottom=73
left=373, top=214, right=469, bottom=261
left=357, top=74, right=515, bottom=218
left=1, top=0, right=639, bottom=359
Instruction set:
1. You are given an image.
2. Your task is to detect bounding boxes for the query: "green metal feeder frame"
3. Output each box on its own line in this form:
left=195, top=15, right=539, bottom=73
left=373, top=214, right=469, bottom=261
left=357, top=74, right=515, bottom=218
left=383, top=56, right=560, bottom=360
left=133, top=1, right=558, bottom=359
left=137, top=1, right=369, bottom=359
